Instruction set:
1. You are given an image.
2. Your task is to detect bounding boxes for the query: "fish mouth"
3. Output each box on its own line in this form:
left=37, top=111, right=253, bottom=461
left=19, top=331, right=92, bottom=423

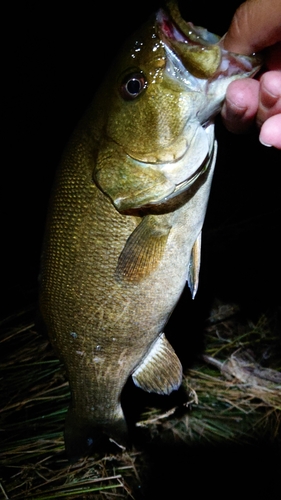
left=124, top=4, right=260, bottom=191
left=156, top=5, right=222, bottom=80
left=96, top=4, right=261, bottom=215
left=156, top=4, right=261, bottom=79
left=125, top=7, right=219, bottom=169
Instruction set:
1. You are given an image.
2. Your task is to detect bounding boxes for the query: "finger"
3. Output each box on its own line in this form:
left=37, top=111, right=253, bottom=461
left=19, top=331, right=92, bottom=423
left=223, top=0, right=281, bottom=55
left=259, top=114, right=281, bottom=149
left=256, top=70, right=281, bottom=127
left=221, top=78, right=259, bottom=133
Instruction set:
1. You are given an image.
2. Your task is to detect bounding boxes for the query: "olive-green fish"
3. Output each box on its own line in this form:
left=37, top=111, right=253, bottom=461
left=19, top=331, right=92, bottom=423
left=39, top=1, right=260, bottom=461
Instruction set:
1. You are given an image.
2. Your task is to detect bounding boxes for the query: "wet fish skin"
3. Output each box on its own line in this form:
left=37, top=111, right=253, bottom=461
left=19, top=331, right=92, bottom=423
left=39, top=2, right=260, bottom=461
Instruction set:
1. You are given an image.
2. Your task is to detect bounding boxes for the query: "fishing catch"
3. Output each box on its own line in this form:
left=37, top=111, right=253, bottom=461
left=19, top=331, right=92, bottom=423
left=39, top=1, right=260, bottom=460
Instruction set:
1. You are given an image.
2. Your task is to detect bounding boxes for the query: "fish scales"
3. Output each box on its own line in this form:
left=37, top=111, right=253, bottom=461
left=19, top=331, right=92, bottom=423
left=39, top=1, right=260, bottom=461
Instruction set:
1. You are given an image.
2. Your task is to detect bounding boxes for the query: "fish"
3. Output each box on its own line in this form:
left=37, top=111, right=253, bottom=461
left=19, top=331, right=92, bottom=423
left=39, top=1, right=260, bottom=461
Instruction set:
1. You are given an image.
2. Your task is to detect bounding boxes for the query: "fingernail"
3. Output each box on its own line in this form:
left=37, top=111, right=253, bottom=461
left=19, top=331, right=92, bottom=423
left=259, top=138, right=272, bottom=147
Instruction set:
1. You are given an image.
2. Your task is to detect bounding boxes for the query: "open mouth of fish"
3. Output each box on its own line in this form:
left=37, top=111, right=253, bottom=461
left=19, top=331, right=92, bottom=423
left=122, top=5, right=259, bottom=205
left=96, top=4, right=260, bottom=214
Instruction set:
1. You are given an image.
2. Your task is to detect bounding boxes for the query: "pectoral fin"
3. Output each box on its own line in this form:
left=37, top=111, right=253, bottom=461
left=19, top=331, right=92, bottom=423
left=115, top=215, right=171, bottom=283
left=132, top=333, right=182, bottom=395
left=187, top=232, right=202, bottom=299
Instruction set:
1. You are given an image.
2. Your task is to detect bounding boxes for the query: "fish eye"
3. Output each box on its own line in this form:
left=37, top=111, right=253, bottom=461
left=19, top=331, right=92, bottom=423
left=120, top=72, right=147, bottom=100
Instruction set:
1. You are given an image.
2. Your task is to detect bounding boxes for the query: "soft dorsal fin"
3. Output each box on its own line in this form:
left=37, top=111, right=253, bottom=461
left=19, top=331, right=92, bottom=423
left=132, top=333, right=182, bottom=395
left=115, top=215, right=171, bottom=283
left=187, top=231, right=202, bottom=299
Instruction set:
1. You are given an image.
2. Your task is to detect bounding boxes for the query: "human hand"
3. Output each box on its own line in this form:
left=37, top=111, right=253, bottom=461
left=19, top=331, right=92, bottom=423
left=221, top=0, right=281, bottom=149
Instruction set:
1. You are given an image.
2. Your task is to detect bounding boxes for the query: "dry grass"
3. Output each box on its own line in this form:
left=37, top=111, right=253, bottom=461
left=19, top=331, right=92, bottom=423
left=1, top=300, right=281, bottom=499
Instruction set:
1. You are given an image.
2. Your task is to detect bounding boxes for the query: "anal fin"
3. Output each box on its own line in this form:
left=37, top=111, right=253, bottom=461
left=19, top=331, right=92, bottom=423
left=187, top=231, right=202, bottom=299
left=132, top=333, right=182, bottom=395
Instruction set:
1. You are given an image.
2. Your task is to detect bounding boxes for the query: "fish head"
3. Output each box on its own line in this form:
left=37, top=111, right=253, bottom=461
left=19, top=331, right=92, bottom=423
left=94, top=2, right=261, bottom=213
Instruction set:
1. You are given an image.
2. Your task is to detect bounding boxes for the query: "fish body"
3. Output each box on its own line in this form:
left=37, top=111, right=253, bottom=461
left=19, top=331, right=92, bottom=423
left=39, top=2, right=259, bottom=460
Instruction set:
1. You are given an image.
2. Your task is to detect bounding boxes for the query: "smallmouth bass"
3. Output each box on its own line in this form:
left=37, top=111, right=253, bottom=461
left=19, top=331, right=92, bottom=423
left=39, top=1, right=260, bottom=461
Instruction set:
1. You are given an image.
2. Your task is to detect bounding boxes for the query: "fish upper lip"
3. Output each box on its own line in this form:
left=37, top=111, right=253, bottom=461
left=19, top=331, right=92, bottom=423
left=156, top=7, right=220, bottom=47
left=156, top=6, right=261, bottom=79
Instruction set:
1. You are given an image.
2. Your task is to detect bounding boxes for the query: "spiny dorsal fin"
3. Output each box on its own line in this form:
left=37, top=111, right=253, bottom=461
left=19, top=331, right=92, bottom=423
left=132, top=333, right=182, bottom=395
left=187, top=231, right=202, bottom=299
left=115, top=215, right=171, bottom=283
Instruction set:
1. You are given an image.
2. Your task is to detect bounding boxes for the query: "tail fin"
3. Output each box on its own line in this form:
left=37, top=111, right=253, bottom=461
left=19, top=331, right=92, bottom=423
left=64, top=406, right=129, bottom=462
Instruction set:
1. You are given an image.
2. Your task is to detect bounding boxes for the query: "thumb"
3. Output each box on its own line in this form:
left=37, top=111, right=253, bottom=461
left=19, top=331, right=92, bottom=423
left=223, top=0, right=281, bottom=55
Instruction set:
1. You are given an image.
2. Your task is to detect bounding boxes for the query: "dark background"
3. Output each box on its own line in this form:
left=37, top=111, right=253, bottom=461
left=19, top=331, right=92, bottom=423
left=1, top=1, right=280, bottom=493
left=2, top=0, right=281, bottom=317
